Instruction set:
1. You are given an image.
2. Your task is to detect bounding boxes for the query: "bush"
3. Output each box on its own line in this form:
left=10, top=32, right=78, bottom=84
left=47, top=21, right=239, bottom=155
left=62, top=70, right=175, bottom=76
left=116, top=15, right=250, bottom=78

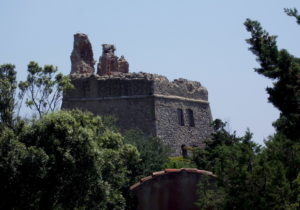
left=164, top=156, right=197, bottom=169
left=0, top=110, right=140, bottom=210
left=123, top=130, right=170, bottom=178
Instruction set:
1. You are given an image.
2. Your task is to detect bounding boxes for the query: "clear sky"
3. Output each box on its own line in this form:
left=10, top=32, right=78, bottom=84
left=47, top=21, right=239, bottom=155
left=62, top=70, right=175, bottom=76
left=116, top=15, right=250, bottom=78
left=1, top=0, right=299, bottom=144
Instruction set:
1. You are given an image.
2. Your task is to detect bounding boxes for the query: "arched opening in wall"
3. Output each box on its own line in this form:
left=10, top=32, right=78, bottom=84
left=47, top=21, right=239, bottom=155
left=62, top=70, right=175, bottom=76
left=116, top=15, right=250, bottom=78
left=177, top=108, right=184, bottom=126
left=187, top=109, right=195, bottom=127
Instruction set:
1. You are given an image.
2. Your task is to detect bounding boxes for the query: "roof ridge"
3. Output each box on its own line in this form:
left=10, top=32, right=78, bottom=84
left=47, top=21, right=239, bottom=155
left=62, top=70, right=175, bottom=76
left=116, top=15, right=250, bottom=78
left=129, top=168, right=215, bottom=191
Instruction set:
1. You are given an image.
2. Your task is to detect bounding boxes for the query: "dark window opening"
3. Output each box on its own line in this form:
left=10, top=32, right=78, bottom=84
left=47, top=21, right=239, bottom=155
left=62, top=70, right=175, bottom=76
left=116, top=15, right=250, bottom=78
left=181, top=144, right=188, bottom=158
left=187, top=109, right=195, bottom=127
left=177, top=108, right=184, bottom=126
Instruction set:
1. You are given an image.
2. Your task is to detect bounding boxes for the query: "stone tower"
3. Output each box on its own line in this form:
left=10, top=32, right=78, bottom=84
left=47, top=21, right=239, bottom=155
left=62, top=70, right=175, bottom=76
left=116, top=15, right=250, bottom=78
left=62, top=33, right=213, bottom=155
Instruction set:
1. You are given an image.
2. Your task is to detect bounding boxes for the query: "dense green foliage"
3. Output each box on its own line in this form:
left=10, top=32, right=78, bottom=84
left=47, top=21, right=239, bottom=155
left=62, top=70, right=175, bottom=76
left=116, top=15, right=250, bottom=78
left=196, top=175, right=225, bottom=210
left=193, top=120, right=261, bottom=209
left=0, top=61, right=171, bottom=209
left=244, top=17, right=300, bottom=140
left=244, top=6, right=300, bottom=196
left=123, top=130, right=170, bottom=178
left=194, top=120, right=299, bottom=209
left=0, top=110, right=141, bottom=210
left=164, top=156, right=197, bottom=169
left=0, top=64, right=17, bottom=130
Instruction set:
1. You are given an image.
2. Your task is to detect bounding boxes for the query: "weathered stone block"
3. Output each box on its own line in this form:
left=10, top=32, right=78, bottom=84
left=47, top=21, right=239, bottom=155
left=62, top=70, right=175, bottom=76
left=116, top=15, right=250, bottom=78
left=70, top=33, right=95, bottom=74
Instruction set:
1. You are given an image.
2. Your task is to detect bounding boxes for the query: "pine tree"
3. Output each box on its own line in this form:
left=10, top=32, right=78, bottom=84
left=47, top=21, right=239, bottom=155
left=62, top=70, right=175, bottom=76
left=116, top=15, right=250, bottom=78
left=244, top=10, right=300, bottom=140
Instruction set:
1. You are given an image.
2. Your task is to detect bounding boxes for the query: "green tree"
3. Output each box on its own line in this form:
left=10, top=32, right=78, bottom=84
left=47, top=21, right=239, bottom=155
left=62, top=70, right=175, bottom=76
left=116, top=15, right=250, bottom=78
left=0, top=110, right=140, bottom=210
left=196, top=8, right=300, bottom=209
left=289, top=173, right=300, bottom=209
left=244, top=12, right=300, bottom=140
left=196, top=175, right=225, bottom=210
left=193, top=120, right=262, bottom=209
left=123, top=130, right=170, bottom=178
left=285, top=8, right=300, bottom=24
left=194, top=8, right=300, bottom=208
left=19, top=61, right=73, bottom=117
left=244, top=6, right=300, bottom=189
left=0, top=64, right=17, bottom=130
left=164, top=156, right=197, bottom=169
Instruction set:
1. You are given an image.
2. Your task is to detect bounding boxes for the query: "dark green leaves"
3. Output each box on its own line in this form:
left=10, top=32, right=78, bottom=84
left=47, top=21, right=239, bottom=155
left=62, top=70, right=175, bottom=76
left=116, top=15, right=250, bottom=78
left=0, top=110, right=141, bottom=210
left=244, top=18, right=300, bottom=140
left=244, top=19, right=279, bottom=78
left=0, top=64, right=17, bottom=130
left=124, top=130, right=170, bottom=179
left=285, top=8, right=300, bottom=25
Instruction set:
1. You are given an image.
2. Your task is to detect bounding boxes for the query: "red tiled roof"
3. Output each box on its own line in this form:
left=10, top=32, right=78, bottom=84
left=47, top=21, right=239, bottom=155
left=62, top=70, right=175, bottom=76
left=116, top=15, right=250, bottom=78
left=130, top=168, right=216, bottom=191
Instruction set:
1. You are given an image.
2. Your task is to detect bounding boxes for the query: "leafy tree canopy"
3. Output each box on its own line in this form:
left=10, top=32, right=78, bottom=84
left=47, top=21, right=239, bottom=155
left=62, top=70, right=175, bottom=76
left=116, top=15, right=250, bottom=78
left=123, top=130, right=170, bottom=178
left=0, top=110, right=140, bottom=210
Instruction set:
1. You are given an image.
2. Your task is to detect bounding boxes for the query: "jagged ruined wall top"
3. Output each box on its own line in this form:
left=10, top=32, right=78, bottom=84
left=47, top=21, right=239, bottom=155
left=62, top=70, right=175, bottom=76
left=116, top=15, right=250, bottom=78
left=97, top=44, right=129, bottom=75
left=70, top=34, right=128, bottom=75
left=70, top=33, right=95, bottom=74
left=68, top=33, right=207, bottom=101
left=68, top=72, right=209, bottom=101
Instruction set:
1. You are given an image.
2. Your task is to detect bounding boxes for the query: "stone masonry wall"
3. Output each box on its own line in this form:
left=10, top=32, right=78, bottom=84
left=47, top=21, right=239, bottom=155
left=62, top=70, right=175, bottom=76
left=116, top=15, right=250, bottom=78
left=63, top=33, right=213, bottom=156
left=153, top=78, right=208, bottom=101
left=62, top=75, right=156, bottom=136
left=155, top=98, right=213, bottom=155
left=64, top=73, right=208, bottom=100
left=62, top=96, right=156, bottom=136
left=62, top=73, right=212, bottom=156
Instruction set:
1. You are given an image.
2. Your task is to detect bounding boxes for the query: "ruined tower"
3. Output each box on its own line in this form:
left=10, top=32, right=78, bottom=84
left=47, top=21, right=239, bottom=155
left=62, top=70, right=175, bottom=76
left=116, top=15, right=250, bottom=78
left=70, top=33, right=95, bottom=74
left=97, top=44, right=129, bottom=75
left=62, top=33, right=213, bottom=155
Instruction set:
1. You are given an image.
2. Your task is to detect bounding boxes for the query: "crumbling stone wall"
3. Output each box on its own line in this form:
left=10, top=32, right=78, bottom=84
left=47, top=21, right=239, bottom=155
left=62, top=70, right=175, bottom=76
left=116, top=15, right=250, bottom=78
left=62, top=75, right=157, bottom=136
left=63, top=33, right=213, bottom=155
left=70, top=33, right=95, bottom=74
left=153, top=78, right=208, bottom=100
left=97, top=44, right=129, bottom=75
left=62, top=73, right=213, bottom=155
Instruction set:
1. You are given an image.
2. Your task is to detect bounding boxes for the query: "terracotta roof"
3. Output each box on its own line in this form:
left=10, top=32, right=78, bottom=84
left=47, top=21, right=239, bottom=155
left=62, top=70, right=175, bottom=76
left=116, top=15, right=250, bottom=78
left=130, top=168, right=216, bottom=191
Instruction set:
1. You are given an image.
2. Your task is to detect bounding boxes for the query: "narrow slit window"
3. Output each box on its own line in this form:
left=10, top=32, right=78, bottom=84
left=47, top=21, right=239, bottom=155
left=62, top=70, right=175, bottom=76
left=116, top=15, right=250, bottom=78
left=187, top=109, right=195, bottom=127
left=177, top=108, right=184, bottom=126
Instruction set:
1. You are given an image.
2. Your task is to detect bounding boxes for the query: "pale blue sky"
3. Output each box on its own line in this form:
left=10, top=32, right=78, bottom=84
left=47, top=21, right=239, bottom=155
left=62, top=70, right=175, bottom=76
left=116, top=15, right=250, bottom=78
left=1, top=0, right=300, bottom=144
